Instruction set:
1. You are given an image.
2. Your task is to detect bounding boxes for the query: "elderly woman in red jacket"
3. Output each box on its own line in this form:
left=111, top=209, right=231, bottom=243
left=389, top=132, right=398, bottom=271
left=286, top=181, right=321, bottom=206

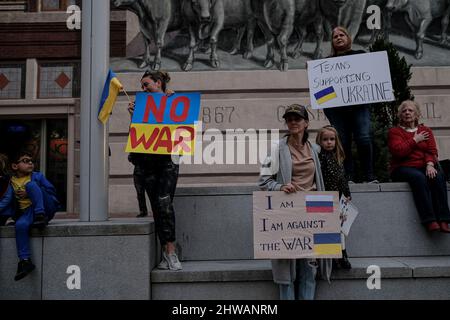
left=388, top=100, right=450, bottom=233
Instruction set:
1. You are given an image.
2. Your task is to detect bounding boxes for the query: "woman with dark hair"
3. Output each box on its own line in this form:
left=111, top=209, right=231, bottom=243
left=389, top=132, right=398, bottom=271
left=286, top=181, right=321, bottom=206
left=127, top=70, right=182, bottom=270
left=323, top=26, right=377, bottom=183
left=388, top=100, right=450, bottom=233
left=259, top=104, right=332, bottom=300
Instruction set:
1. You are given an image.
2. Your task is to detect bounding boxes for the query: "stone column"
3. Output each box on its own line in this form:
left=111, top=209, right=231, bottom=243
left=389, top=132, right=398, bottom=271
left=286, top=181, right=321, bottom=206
left=80, top=0, right=109, bottom=221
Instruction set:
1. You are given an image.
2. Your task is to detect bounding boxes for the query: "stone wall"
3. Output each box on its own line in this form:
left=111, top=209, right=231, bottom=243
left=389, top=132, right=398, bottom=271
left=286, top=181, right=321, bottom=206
left=91, top=67, right=450, bottom=214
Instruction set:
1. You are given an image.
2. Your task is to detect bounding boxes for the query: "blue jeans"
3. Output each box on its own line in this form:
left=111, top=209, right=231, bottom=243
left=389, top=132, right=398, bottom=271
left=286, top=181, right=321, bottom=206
left=324, top=105, right=375, bottom=181
left=279, top=259, right=317, bottom=300
left=391, top=166, right=450, bottom=224
left=15, top=181, right=46, bottom=260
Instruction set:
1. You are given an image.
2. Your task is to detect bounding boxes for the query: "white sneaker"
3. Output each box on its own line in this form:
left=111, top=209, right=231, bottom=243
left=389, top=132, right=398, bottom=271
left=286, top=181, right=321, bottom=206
left=5, top=217, right=15, bottom=226
left=156, top=258, right=169, bottom=270
left=163, top=251, right=182, bottom=271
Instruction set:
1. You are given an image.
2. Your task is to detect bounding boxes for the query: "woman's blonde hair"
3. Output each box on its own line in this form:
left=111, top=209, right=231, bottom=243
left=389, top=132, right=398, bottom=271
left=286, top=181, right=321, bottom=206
left=316, top=126, right=346, bottom=165
left=398, top=100, right=421, bottom=127
left=331, top=26, right=352, bottom=56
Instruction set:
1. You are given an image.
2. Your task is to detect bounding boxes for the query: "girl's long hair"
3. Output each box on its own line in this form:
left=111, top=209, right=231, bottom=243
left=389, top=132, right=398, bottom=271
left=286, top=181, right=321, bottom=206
left=316, top=126, right=345, bottom=165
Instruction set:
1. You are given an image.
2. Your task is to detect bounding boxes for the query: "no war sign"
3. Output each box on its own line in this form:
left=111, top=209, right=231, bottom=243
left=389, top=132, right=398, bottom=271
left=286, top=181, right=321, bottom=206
left=125, top=92, right=201, bottom=155
left=307, top=51, right=394, bottom=110
left=253, top=191, right=342, bottom=259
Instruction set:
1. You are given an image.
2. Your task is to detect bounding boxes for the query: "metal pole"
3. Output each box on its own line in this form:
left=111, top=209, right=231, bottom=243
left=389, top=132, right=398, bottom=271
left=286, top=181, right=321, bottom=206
left=80, top=0, right=109, bottom=221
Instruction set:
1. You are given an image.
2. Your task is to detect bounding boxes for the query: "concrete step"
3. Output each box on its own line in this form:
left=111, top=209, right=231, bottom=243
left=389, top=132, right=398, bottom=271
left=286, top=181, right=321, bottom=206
left=151, top=257, right=450, bottom=300
left=0, top=219, right=156, bottom=300
left=171, top=183, right=450, bottom=261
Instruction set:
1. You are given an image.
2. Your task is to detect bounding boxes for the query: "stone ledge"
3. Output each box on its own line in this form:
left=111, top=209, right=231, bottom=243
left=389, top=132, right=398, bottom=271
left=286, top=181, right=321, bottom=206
left=175, top=183, right=449, bottom=196
left=0, top=218, right=155, bottom=238
left=152, top=260, right=272, bottom=283
left=392, top=256, right=450, bottom=278
left=152, top=257, right=450, bottom=283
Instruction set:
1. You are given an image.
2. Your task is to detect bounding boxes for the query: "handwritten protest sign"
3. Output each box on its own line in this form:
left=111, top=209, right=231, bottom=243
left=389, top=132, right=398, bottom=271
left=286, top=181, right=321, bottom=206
left=339, top=195, right=359, bottom=237
left=253, top=191, right=342, bottom=259
left=307, top=51, right=394, bottom=110
left=125, top=92, right=201, bottom=155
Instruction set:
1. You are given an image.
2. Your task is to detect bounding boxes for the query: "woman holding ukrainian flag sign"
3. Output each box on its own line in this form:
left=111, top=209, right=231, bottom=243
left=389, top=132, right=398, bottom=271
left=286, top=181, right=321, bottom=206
left=321, top=26, right=378, bottom=184
left=98, top=69, right=186, bottom=271
left=125, top=70, right=184, bottom=271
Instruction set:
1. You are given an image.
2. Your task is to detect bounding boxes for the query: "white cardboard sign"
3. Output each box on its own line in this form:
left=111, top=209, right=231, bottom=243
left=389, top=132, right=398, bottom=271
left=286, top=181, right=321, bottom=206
left=253, top=191, right=342, bottom=259
left=339, top=195, right=359, bottom=237
left=307, top=51, right=394, bottom=110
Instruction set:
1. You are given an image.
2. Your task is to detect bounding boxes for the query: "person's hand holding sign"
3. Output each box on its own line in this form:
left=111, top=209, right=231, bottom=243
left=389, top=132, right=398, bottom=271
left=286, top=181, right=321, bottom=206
left=128, top=101, right=135, bottom=116
left=281, top=183, right=296, bottom=194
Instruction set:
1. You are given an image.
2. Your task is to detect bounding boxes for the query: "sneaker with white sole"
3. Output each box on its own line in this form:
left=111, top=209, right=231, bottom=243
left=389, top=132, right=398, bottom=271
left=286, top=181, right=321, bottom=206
left=163, top=251, right=182, bottom=271
left=5, top=217, right=15, bottom=226
left=156, top=258, right=169, bottom=270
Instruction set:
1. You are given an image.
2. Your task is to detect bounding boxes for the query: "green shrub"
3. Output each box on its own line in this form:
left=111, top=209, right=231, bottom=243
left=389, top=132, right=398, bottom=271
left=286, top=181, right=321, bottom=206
left=353, top=37, right=414, bottom=182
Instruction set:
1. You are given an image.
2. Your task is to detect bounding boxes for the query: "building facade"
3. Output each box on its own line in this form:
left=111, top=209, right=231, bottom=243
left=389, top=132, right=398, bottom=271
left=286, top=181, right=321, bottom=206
left=1, top=1, right=449, bottom=216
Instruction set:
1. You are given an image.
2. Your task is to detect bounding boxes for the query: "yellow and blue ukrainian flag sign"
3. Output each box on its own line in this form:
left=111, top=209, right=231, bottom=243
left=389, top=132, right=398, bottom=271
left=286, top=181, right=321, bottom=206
left=314, top=86, right=337, bottom=105
left=98, top=69, right=123, bottom=124
left=313, top=233, right=341, bottom=256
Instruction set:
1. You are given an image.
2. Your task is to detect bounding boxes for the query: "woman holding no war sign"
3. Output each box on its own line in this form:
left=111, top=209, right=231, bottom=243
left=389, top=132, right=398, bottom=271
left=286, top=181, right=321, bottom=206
left=322, top=26, right=378, bottom=184
left=259, top=104, right=332, bottom=300
left=127, top=70, right=182, bottom=271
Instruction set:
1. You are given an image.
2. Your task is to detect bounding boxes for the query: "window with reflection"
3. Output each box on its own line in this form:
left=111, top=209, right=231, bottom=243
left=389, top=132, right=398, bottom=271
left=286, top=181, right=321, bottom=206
left=0, top=119, right=68, bottom=211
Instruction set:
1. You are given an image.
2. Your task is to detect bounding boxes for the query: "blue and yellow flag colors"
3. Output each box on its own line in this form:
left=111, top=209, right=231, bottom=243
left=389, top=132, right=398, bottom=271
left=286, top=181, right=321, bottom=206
left=98, top=70, right=123, bottom=124
left=314, top=86, right=337, bottom=105
left=313, top=233, right=341, bottom=256
left=125, top=92, right=201, bottom=155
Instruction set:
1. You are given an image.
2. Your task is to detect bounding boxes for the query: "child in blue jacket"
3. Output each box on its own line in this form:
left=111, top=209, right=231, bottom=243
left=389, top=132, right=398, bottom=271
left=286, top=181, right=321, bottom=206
left=9, top=150, right=60, bottom=281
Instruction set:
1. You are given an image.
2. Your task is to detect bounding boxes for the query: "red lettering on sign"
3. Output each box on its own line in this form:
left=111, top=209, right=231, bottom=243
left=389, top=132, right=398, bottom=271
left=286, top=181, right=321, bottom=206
left=153, top=126, right=172, bottom=152
left=129, top=126, right=159, bottom=150
left=143, top=95, right=167, bottom=123
left=170, top=96, right=190, bottom=122
left=173, top=126, right=195, bottom=153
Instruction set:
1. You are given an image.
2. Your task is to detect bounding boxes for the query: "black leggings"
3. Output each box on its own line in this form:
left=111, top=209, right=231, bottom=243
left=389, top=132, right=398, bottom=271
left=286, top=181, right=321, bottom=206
left=132, top=155, right=179, bottom=245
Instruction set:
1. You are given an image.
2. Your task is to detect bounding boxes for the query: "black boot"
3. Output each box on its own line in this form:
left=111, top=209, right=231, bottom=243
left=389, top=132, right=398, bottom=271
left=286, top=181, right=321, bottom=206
left=32, top=214, right=48, bottom=229
left=14, top=259, right=36, bottom=281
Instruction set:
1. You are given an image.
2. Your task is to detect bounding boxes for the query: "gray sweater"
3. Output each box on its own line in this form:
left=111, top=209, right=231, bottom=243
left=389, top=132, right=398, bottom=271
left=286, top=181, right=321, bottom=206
left=258, top=136, right=332, bottom=284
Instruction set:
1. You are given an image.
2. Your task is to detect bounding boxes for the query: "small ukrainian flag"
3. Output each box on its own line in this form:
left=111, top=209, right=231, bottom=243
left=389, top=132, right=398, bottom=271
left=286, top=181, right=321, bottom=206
left=98, top=70, right=123, bottom=124
left=313, top=233, right=342, bottom=256
left=314, top=86, right=337, bottom=105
